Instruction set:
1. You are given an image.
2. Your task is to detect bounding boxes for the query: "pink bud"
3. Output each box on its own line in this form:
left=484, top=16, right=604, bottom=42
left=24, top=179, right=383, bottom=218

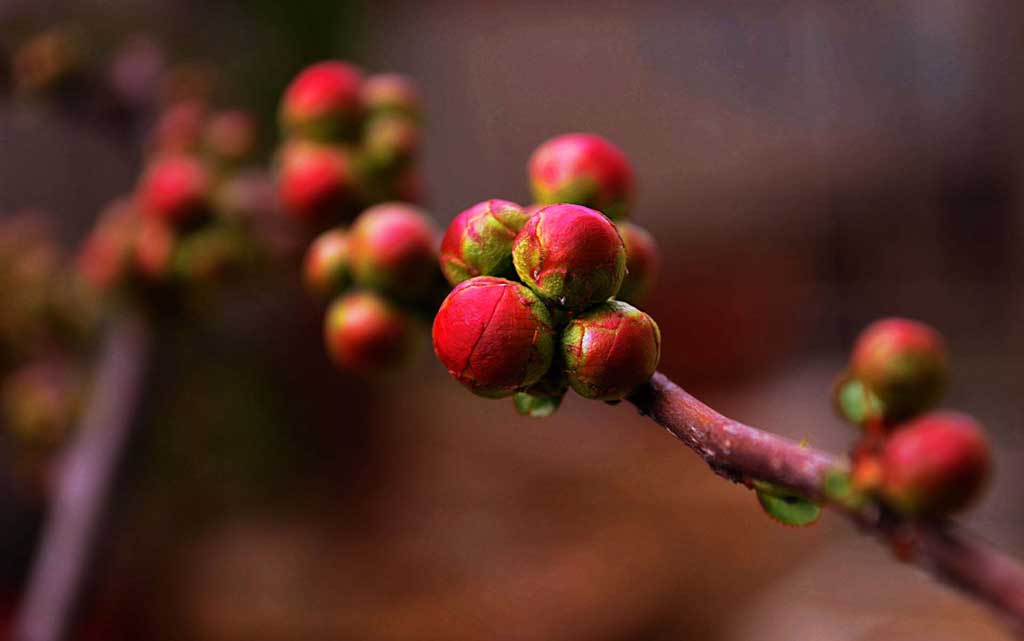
left=528, top=133, right=634, bottom=220
left=512, top=204, right=626, bottom=311
left=880, top=411, right=991, bottom=517
left=280, top=61, right=364, bottom=142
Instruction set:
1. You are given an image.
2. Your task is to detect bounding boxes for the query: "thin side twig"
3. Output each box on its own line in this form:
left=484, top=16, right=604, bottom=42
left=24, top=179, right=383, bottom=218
left=13, top=314, right=152, bottom=641
left=629, top=372, right=1024, bottom=639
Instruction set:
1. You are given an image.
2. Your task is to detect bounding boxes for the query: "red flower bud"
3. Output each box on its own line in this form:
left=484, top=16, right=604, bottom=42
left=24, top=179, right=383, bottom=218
left=324, top=290, right=418, bottom=373
left=204, top=109, right=259, bottom=165
left=361, top=73, right=420, bottom=118
left=276, top=142, right=353, bottom=222
left=77, top=199, right=137, bottom=291
left=616, top=222, right=659, bottom=304
left=136, top=154, right=211, bottom=227
left=560, top=300, right=661, bottom=400
left=150, top=100, right=207, bottom=156
left=528, top=133, right=634, bottom=220
left=880, top=411, right=991, bottom=517
left=280, top=61, right=363, bottom=142
left=512, top=204, right=626, bottom=311
left=133, top=219, right=176, bottom=280
left=432, top=277, right=555, bottom=398
left=349, top=203, right=439, bottom=301
left=851, top=318, right=948, bottom=421
left=440, top=199, right=530, bottom=286
left=303, top=228, right=351, bottom=298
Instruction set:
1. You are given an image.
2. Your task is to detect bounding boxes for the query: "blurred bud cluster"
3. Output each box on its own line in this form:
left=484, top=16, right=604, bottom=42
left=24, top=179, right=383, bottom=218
left=0, top=214, right=99, bottom=491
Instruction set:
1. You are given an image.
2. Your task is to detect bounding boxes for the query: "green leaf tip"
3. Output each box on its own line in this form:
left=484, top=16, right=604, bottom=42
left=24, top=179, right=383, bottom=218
left=753, top=480, right=822, bottom=527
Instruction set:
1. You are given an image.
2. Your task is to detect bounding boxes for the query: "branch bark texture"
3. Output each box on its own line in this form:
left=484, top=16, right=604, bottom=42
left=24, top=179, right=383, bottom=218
left=629, top=372, right=1024, bottom=638
left=13, top=314, right=152, bottom=641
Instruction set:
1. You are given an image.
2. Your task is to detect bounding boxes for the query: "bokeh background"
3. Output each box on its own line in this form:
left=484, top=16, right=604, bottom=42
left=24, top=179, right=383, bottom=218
left=2, top=1, right=1024, bottom=639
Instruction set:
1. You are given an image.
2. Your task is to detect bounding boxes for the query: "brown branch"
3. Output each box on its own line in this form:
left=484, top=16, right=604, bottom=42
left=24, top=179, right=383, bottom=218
left=13, top=314, right=153, bottom=641
left=629, top=371, right=1024, bottom=639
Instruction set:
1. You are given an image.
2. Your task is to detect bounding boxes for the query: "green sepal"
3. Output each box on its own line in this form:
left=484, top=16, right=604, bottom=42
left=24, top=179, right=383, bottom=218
left=752, top=480, right=822, bottom=527
left=822, top=468, right=870, bottom=510
left=833, top=374, right=884, bottom=426
left=513, top=392, right=561, bottom=418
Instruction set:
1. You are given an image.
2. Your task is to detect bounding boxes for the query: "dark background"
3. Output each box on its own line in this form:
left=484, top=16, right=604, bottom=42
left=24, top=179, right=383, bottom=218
left=2, top=1, right=1023, bottom=639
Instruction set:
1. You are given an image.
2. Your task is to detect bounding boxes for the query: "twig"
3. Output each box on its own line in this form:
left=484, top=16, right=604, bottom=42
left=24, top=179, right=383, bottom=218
left=13, top=314, right=152, bottom=641
left=629, top=372, right=1024, bottom=638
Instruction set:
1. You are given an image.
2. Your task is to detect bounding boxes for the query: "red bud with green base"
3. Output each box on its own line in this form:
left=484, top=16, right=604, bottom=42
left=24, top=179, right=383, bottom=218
left=303, top=228, right=351, bottom=298
left=512, top=204, right=626, bottom=311
left=440, top=199, right=530, bottom=286
left=136, top=154, right=211, bottom=228
left=879, top=411, right=991, bottom=517
left=851, top=317, right=948, bottom=422
left=528, top=133, right=634, bottom=220
left=432, top=276, right=555, bottom=398
left=280, top=61, right=364, bottom=142
left=324, top=290, right=418, bottom=374
left=348, top=203, right=439, bottom=301
left=560, top=300, right=661, bottom=401
left=276, top=142, right=353, bottom=222
left=616, top=222, right=659, bottom=304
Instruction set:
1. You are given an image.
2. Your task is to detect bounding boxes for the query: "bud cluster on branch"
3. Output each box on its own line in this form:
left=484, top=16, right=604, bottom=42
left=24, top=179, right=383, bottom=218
left=280, top=61, right=444, bottom=374
left=433, top=134, right=661, bottom=417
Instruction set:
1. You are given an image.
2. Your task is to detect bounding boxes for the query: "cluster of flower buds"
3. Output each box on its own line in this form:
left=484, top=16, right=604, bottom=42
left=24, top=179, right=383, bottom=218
left=285, top=61, right=442, bottom=375
left=833, top=318, right=991, bottom=518
left=2, top=26, right=209, bottom=128
left=0, top=215, right=97, bottom=486
left=77, top=98, right=273, bottom=302
left=304, top=203, right=442, bottom=374
left=433, top=134, right=661, bottom=416
left=276, top=61, right=422, bottom=225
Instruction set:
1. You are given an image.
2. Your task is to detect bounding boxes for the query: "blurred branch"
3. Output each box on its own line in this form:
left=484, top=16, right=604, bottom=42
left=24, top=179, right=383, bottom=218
left=13, top=313, right=152, bottom=641
left=629, top=372, right=1024, bottom=638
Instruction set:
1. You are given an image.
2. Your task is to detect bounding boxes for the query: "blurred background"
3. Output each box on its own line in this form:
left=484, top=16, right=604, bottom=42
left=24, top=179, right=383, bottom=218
left=2, top=0, right=1024, bottom=639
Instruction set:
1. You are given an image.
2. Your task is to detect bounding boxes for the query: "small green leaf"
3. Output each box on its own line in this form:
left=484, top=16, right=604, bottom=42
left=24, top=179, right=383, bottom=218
left=513, top=392, right=561, bottom=418
left=752, top=481, right=822, bottom=527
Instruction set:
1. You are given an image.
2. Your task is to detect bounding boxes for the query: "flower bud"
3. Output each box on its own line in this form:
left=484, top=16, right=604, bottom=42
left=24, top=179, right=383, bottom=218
left=362, top=114, right=419, bottom=171
left=2, top=359, right=81, bottom=449
left=361, top=73, right=420, bottom=119
left=616, top=222, right=659, bottom=304
left=133, top=219, right=176, bottom=280
left=150, top=100, right=207, bottom=156
left=440, top=199, right=530, bottom=286
left=349, top=203, right=439, bottom=301
left=303, top=228, right=351, bottom=298
left=136, top=154, right=211, bottom=227
left=880, top=411, right=990, bottom=517
left=512, top=204, right=625, bottom=311
left=204, top=109, right=259, bottom=166
left=560, top=301, right=661, bottom=400
left=324, top=290, right=418, bottom=373
left=77, top=198, right=137, bottom=291
left=276, top=142, right=353, bottom=222
left=173, top=225, right=252, bottom=284
left=12, top=28, right=81, bottom=95
left=432, top=277, right=555, bottom=398
left=850, top=318, right=948, bottom=421
left=279, top=61, right=364, bottom=142
left=528, top=133, right=634, bottom=220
